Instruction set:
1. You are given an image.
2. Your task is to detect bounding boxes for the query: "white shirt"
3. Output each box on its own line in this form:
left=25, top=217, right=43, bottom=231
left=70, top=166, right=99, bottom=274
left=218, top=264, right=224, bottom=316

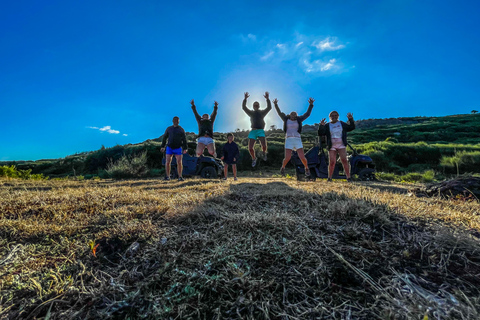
left=286, top=119, right=301, bottom=138
left=329, top=122, right=343, bottom=139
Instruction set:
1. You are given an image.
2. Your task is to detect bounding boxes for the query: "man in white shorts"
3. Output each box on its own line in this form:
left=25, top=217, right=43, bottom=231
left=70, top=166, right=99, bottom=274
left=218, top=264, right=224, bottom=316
left=191, top=99, right=218, bottom=157
left=273, top=97, right=315, bottom=177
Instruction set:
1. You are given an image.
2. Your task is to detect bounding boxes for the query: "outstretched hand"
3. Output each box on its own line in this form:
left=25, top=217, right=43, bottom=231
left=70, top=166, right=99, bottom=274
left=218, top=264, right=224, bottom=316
left=214, top=101, right=219, bottom=107
left=308, top=97, right=315, bottom=104
left=244, top=92, right=250, bottom=99
left=190, top=99, right=195, bottom=106
left=347, top=112, right=353, bottom=119
left=320, top=118, right=326, bottom=125
left=273, top=98, right=278, bottom=105
left=160, top=147, right=166, bottom=153
left=264, top=91, right=270, bottom=99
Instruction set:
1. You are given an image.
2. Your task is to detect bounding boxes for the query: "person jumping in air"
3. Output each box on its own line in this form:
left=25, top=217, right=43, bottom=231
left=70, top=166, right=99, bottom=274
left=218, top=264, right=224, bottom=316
left=191, top=99, right=218, bottom=158
left=221, top=133, right=240, bottom=181
left=318, top=111, right=355, bottom=182
left=242, top=91, right=272, bottom=167
left=160, top=116, right=188, bottom=181
left=273, top=97, right=315, bottom=178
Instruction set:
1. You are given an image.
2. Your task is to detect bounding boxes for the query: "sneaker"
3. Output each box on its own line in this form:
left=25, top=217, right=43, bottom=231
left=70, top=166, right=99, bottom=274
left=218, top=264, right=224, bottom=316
left=252, top=158, right=257, bottom=167
left=263, top=152, right=268, bottom=161
left=163, top=176, right=171, bottom=181
left=347, top=178, right=353, bottom=183
left=280, top=167, right=285, bottom=177
left=178, top=177, right=184, bottom=182
left=223, top=177, right=227, bottom=180
left=234, top=177, right=238, bottom=181
left=327, top=178, right=332, bottom=182
left=305, top=168, right=311, bottom=177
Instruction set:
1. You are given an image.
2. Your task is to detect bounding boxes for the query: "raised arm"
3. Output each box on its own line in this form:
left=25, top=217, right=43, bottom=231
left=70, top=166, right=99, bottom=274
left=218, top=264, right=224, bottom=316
left=262, top=91, right=272, bottom=116
left=298, top=97, right=314, bottom=122
left=242, top=92, right=253, bottom=116
left=210, top=101, right=219, bottom=122
left=344, top=113, right=355, bottom=132
left=317, top=118, right=327, bottom=136
left=273, top=98, right=286, bottom=119
left=191, top=99, right=201, bottom=122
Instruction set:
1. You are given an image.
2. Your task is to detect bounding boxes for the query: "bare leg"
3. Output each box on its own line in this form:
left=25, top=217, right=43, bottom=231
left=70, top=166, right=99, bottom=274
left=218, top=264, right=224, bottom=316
left=296, top=148, right=308, bottom=169
left=259, top=136, right=267, bottom=157
left=175, top=154, right=183, bottom=177
left=165, top=154, right=173, bottom=177
left=232, top=164, right=237, bottom=178
left=206, top=143, right=216, bottom=157
left=282, top=149, right=293, bottom=168
left=248, top=139, right=256, bottom=160
left=328, top=149, right=338, bottom=179
left=338, top=148, right=351, bottom=178
left=224, top=164, right=229, bottom=178
left=196, top=143, right=206, bottom=157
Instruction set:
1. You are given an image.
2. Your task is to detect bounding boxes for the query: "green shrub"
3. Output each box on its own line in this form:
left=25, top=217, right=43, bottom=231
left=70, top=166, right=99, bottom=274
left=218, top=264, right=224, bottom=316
left=105, top=151, right=149, bottom=179
left=0, top=165, right=46, bottom=180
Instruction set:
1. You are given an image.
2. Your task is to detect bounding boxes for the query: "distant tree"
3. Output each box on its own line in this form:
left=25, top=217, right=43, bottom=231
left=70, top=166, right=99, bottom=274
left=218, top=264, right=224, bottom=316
left=270, top=125, right=276, bottom=131
left=235, top=128, right=241, bottom=133
left=471, top=110, right=478, bottom=114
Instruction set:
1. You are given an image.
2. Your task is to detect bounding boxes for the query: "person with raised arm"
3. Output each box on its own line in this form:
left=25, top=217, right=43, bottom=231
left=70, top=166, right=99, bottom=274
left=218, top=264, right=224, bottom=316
left=160, top=116, right=188, bottom=181
left=273, top=97, right=315, bottom=178
left=191, top=99, right=218, bottom=157
left=318, top=111, right=355, bottom=182
left=242, top=91, right=272, bottom=167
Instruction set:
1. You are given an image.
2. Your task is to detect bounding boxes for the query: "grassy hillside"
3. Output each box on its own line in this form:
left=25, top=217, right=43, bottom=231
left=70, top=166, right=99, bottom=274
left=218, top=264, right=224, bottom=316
left=2, top=113, right=480, bottom=178
left=1, top=178, right=479, bottom=319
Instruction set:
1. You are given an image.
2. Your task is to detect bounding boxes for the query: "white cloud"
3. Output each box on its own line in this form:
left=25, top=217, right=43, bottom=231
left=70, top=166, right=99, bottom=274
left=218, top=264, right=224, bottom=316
left=123, top=134, right=128, bottom=136
left=276, top=43, right=286, bottom=49
left=260, top=51, right=274, bottom=60
left=303, top=58, right=340, bottom=73
left=295, top=41, right=304, bottom=48
left=312, top=37, right=345, bottom=51
left=88, top=125, right=121, bottom=134
left=240, top=33, right=257, bottom=43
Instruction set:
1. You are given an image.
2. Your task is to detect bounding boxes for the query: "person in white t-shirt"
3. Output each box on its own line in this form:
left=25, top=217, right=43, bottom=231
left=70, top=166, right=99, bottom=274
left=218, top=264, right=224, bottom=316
left=273, top=97, right=315, bottom=177
left=318, top=111, right=355, bottom=182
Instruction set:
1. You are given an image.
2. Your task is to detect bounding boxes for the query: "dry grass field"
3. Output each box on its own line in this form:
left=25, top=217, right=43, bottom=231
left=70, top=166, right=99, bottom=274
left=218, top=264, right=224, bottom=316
left=1, top=177, right=479, bottom=319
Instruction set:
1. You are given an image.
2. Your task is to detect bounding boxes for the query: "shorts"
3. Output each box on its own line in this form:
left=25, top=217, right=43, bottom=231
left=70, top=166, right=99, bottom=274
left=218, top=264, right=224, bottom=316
left=330, top=138, right=346, bottom=151
left=166, top=146, right=183, bottom=155
left=223, top=158, right=237, bottom=165
left=285, top=137, right=303, bottom=151
left=248, top=129, right=266, bottom=140
left=197, top=136, right=214, bottom=145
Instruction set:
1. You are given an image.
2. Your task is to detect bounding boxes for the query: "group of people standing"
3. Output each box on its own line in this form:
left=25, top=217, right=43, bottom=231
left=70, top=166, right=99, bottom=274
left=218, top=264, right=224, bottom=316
left=160, top=92, right=355, bottom=182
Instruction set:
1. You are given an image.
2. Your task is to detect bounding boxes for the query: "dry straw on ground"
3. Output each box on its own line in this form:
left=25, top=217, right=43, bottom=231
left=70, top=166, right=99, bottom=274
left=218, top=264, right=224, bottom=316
left=0, top=178, right=479, bottom=319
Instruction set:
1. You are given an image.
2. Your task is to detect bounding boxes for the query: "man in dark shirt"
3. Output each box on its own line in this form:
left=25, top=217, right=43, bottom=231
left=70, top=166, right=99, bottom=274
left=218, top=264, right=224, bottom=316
left=191, top=99, right=218, bottom=157
left=221, top=133, right=240, bottom=181
left=160, top=116, right=188, bottom=181
left=242, top=91, right=272, bottom=167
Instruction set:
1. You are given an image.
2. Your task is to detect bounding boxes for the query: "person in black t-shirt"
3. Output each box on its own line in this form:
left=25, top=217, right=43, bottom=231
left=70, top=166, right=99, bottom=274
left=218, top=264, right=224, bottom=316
left=221, top=133, right=240, bottom=181
left=191, top=99, right=218, bottom=157
left=160, top=116, right=188, bottom=181
left=242, top=91, right=272, bottom=167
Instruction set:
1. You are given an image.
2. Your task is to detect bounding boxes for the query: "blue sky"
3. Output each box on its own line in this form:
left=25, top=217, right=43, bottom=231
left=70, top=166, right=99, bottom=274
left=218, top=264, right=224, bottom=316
left=1, top=0, right=479, bottom=160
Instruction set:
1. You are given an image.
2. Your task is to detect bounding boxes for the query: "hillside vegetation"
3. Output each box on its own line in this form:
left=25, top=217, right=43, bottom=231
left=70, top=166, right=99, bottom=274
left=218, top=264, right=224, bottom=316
left=1, top=178, right=479, bottom=319
left=2, top=113, right=480, bottom=179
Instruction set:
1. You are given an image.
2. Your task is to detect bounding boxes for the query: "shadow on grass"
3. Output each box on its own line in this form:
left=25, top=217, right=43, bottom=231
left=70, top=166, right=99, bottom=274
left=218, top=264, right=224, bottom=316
left=3, top=181, right=480, bottom=319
